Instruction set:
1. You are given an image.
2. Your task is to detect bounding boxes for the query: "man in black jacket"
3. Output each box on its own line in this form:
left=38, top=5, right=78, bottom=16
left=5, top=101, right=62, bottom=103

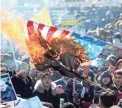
left=11, top=62, right=33, bottom=99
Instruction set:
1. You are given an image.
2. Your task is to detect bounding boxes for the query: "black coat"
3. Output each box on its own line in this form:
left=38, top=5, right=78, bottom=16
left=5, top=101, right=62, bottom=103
left=11, top=75, right=33, bottom=99
left=33, top=80, right=60, bottom=108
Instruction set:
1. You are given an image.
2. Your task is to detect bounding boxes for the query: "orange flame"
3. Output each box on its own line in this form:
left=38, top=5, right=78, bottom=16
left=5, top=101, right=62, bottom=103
left=26, top=29, right=46, bottom=64
left=26, top=29, right=90, bottom=64
left=0, top=11, right=30, bottom=57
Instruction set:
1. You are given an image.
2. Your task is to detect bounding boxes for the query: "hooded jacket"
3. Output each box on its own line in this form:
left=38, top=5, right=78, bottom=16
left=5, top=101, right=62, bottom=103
left=100, top=71, right=113, bottom=87
left=100, top=71, right=118, bottom=94
left=94, top=71, right=118, bottom=104
left=33, top=80, right=60, bottom=108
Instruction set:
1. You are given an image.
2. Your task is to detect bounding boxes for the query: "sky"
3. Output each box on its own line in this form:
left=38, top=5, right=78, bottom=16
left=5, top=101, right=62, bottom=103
left=0, top=0, right=45, bottom=20
left=0, top=0, right=51, bottom=55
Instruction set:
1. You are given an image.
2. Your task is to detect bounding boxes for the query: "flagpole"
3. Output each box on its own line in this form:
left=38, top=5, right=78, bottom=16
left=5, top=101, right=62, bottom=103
left=8, top=39, right=18, bottom=71
left=85, top=78, right=106, bottom=91
left=106, top=42, right=121, bottom=48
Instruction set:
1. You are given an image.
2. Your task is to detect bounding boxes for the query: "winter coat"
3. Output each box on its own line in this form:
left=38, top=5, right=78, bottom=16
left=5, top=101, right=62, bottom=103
left=33, top=80, right=60, bottom=108
left=94, top=71, right=118, bottom=104
left=11, top=75, right=33, bottom=99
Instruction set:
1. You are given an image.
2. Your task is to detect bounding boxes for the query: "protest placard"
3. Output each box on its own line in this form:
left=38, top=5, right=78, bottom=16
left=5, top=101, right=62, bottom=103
left=0, top=73, right=17, bottom=104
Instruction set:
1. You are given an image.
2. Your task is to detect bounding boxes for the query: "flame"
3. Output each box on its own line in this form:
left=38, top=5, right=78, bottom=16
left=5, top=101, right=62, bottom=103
left=50, top=38, right=90, bottom=63
left=0, top=11, right=90, bottom=66
left=27, top=28, right=90, bottom=64
left=0, top=11, right=29, bottom=54
left=26, top=30, right=46, bottom=64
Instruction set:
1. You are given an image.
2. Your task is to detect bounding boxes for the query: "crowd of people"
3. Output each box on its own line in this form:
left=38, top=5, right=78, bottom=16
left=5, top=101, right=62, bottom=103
left=1, top=4, right=122, bottom=108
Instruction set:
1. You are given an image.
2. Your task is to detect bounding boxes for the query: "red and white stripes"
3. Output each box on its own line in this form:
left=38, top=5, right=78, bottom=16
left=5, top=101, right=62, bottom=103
left=27, top=20, right=70, bottom=41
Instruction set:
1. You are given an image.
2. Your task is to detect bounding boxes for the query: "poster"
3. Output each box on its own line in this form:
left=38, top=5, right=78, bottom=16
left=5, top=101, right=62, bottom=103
left=0, top=73, right=17, bottom=104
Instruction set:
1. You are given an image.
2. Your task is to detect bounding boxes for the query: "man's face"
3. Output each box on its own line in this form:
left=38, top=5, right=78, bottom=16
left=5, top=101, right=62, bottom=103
left=114, top=74, right=122, bottom=87
left=105, top=36, right=112, bottom=42
left=0, top=81, right=7, bottom=92
left=42, top=76, right=51, bottom=87
left=105, top=60, right=111, bottom=68
left=102, top=77, right=110, bottom=85
left=19, top=70, right=28, bottom=79
left=116, top=48, right=122, bottom=58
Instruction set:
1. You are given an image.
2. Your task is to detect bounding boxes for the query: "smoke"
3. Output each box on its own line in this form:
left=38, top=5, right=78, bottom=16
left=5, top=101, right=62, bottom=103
left=0, top=0, right=18, bottom=10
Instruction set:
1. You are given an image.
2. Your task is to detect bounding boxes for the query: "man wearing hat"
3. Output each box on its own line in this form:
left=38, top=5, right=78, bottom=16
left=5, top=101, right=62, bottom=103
left=94, top=70, right=118, bottom=104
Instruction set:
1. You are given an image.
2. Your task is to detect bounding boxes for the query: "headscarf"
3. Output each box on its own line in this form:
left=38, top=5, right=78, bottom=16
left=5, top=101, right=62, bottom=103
left=114, top=59, right=122, bottom=73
